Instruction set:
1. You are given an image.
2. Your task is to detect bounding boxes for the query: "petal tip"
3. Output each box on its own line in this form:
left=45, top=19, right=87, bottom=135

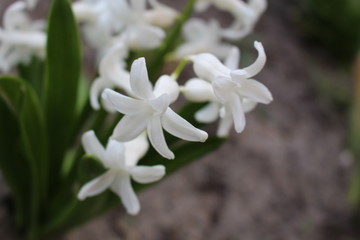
left=199, top=130, right=208, bottom=142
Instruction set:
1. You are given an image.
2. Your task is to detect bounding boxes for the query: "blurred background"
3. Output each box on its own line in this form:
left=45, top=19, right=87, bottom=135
left=1, top=0, right=360, bottom=239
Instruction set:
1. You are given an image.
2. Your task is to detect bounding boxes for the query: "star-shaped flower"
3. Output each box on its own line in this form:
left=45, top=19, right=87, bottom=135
left=102, top=57, right=208, bottom=159
left=182, top=41, right=272, bottom=136
left=78, top=131, right=164, bottom=215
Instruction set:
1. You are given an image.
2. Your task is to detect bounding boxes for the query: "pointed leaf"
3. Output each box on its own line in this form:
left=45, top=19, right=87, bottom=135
left=44, top=0, right=82, bottom=186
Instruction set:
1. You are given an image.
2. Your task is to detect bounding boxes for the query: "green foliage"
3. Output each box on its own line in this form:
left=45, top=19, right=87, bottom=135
left=0, top=76, right=48, bottom=238
left=301, top=0, right=360, bottom=63
left=44, top=0, right=81, bottom=190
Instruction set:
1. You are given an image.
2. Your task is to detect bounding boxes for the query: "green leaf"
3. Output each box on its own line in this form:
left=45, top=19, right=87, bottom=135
left=41, top=155, right=109, bottom=237
left=17, top=56, right=45, bottom=97
left=0, top=95, right=29, bottom=227
left=44, top=0, right=81, bottom=187
left=0, top=75, right=48, bottom=238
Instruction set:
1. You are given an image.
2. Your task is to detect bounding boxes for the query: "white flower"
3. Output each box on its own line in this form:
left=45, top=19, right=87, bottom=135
left=78, top=130, right=165, bottom=215
left=183, top=41, right=272, bottom=136
left=174, top=18, right=233, bottom=60
left=102, top=57, right=208, bottom=159
left=0, top=1, right=46, bottom=72
left=90, top=42, right=131, bottom=111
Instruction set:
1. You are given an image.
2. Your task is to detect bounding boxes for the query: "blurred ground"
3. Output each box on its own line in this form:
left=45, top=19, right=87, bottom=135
left=0, top=0, right=358, bottom=240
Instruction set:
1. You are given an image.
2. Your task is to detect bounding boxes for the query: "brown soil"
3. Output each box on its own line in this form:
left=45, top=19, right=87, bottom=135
left=0, top=0, right=358, bottom=240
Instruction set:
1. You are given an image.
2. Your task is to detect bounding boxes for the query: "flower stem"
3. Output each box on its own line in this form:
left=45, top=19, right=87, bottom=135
left=171, top=58, right=188, bottom=80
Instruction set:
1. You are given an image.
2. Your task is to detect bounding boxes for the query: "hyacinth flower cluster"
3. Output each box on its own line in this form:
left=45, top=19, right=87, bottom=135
left=0, top=0, right=271, bottom=239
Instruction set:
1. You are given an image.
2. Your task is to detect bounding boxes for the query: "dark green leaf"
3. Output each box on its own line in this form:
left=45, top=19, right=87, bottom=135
left=44, top=0, right=81, bottom=187
left=17, top=56, right=45, bottom=97
left=0, top=95, right=29, bottom=227
left=0, top=75, right=48, bottom=235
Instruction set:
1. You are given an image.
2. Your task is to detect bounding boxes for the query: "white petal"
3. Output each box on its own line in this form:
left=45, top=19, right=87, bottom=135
left=217, top=111, right=233, bottom=137
left=189, top=53, right=230, bottom=82
left=231, top=41, right=266, bottom=79
left=162, top=108, right=208, bottom=142
left=112, top=113, right=150, bottom=142
left=3, top=2, right=27, bottom=30
left=224, top=47, right=240, bottom=70
left=105, top=140, right=126, bottom=169
left=181, top=78, right=215, bottom=102
left=212, top=76, right=239, bottom=103
left=111, top=175, right=140, bottom=215
left=147, top=115, right=174, bottom=159
left=130, top=0, right=146, bottom=13
left=77, top=171, right=115, bottom=200
left=99, top=43, right=131, bottom=92
left=127, top=24, right=165, bottom=50
left=153, top=75, right=179, bottom=103
left=243, top=99, right=258, bottom=113
left=0, top=31, right=46, bottom=49
left=237, top=79, right=273, bottom=104
left=124, top=133, right=149, bottom=167
left=213, top=0, right=248, bottom=12
left=72, top=2, right=98, bottom=22
left=228, top=94, right=246, bottom=133
left=129, top=57, right=153, bottom=99
left=129, top=165, right=165, bottom=183
left=195, top=102, right=220, bottom=123
left=99, top=42, right=128, bottom=73
left=101, top=96, right=117, bottom=113
left=221, top=26, right=252, bottom=40
left=102, top=88, right=148, bottom=114
left=249, top=0, right=268, bottom=14
left=149, top=94, right=170, bottom=114
left=145, top=0, right=179, bottom=27
left=182, top=18, right=207, bottom=42
left=244, top=41, right=266, bottom=77
left=0, top=43, right=11, bottom=72
left=90, top=78, right=114, bottom=110
left=82, top=130, right=106, bottom=161
left=210, top=43, right=234, bottom=60
left=174, top=42, right=205, bottom=59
